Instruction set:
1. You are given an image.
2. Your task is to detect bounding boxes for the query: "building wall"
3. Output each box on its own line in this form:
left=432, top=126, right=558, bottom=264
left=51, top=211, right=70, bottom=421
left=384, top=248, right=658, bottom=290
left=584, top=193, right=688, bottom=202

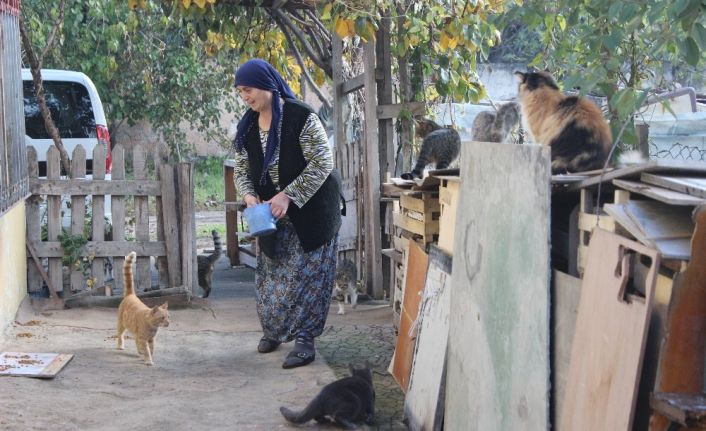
left=0, top=201, right=27, bottom=335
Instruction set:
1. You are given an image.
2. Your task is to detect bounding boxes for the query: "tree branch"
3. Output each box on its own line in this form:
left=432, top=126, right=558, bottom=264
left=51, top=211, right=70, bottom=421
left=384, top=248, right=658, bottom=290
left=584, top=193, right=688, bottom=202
left=303, top=9, right=332, bottom=46
left=271, top=8, right=332, bottom=77
left=20, top=16, right=71, bottom=176
left=41, top=0, right=66, bottom=60
left=272, top=13, right=332, bottom=111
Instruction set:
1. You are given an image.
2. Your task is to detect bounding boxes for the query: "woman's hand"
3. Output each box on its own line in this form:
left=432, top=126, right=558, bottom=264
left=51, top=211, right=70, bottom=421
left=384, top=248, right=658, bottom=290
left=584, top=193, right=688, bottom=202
left=244, top=193, right=259, bottom=208
left=267, top=192, right=291, bottom=219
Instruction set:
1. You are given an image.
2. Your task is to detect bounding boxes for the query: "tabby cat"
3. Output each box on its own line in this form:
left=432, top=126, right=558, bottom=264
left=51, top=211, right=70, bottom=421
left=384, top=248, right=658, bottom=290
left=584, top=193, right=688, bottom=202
left=400, top=118, right=461, bottom=180
left=334, top=258, right=358, bottom=315
left=471, top=102, right=521, bottom=144
left=197, top=230, right=222, bottom=298
left=116, top=252, right=170, bottom=366
left=280, top=362, right=375, bottom=429
left=515, top=71, right=613, bottom=173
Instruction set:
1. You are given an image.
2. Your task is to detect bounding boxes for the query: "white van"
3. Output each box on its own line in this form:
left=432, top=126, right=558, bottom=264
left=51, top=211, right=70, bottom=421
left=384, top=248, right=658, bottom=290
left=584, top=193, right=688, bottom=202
left=23, top=69, right=113, bottom=225
left=22, top=69, right=112, bottom=176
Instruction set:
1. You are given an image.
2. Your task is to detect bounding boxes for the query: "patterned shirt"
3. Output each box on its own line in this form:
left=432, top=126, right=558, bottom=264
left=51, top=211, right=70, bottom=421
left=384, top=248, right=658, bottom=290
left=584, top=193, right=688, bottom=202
left=234, top=112, right=333, bottom=208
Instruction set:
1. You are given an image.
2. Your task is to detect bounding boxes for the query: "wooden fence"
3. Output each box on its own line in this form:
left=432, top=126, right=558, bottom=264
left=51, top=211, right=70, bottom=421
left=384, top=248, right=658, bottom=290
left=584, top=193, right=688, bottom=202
left=25, top=143, right=196, bottom=296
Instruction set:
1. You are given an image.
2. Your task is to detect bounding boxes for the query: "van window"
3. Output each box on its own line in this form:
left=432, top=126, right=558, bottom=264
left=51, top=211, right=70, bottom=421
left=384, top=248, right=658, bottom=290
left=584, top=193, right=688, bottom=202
left=23, top=80, right=96, bottom=139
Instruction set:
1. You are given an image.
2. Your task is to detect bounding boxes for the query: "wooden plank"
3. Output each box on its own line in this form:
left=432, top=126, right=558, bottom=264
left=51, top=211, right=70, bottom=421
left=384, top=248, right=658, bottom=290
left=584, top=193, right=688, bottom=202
left=405, top=245, right=452, bottom=431
left=376, top=102, right=426, bottom=120
left=640, top=173, right=706, bottom=199
left=339, top=74, right=364, bottom=95
left=46, top=146, right=63, bottom=292
left=650, top=205, right=706, bottom=430
left=25, top=147, right=42, bottom=293
left=446, top=141, right=551, bottom=430
left=363, top=39, right=384, bottom=299
left=30, top=179, right=162, bottom=196
left=159, top=164, right=181, bottom=287
left=390, top=241, right=428, bottom=391
left=111, top=144, right=126, bottom=293
left=70, top=145, right=87, bottom=292
left=568, top=160, right=706, bottom=191
left=613, top=179, right=705, bottom=205
left=177, top=162, right=197, bottom=295
left=91, top=144, right=106, bottom=288
left=624, top=200, right=694, bottom=241
left=0, top=352, right=73, bottom=379
left=399, top=191, right=439, bottom=214
left=650, top=393, right=706, bottom=428
left=376, top=11, right=394, bottom=181
left=551, top=270, right=582, bottom=429
left=133, top=145, right=151, bottom=289
left=561, top=229, right=660, bottom=431
left=224, top=160, right=240, bottom=266
left=30, top=241, right=166, bottom=258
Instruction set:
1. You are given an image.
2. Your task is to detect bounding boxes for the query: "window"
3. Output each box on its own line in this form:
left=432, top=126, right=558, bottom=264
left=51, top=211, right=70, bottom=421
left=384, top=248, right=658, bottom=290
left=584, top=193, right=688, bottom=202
left=23, top=81, right=96, bottom=140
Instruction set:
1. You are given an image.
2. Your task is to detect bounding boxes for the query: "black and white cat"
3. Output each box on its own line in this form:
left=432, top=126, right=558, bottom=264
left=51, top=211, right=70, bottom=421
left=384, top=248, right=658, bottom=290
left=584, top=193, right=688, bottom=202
left=401, top=118, right=461, bottom=180
left=280, top=362, right=375, bottom=429
left=334, top=258, right=358, bottom=315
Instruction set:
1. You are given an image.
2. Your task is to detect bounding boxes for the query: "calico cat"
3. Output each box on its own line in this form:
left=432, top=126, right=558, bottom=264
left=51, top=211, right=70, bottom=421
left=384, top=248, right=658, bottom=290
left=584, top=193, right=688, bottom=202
left=116, top=252, right=170, bottom=366
left=515, top=71, right=613, bottom=173
left=400, top=118, right=461, bottom=180
left=280, top=362, right=375, bottom=429
left=334, top=258, right=358, bottom=315
left=197, top=230, right=222, bottom=298
left=472, top=102, right=521, bottom=144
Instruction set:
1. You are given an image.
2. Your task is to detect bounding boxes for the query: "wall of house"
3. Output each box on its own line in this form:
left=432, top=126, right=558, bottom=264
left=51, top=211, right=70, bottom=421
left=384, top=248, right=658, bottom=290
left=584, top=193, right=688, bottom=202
left=0, top=202, right=27, bottom=335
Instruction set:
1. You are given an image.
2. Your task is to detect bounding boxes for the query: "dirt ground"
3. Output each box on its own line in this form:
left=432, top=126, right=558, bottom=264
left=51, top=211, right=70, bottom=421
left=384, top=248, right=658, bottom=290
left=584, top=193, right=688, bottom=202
left=0, top=246, right=405, bottom=430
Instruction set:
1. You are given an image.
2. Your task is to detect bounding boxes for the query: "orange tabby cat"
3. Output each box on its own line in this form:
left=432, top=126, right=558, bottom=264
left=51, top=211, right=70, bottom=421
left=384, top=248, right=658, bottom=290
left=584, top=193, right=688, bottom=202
left=116, top=252, right=170, bottom=365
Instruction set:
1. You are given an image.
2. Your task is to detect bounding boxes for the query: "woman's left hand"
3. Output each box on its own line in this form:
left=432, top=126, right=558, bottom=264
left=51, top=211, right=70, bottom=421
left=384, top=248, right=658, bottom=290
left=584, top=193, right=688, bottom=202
left=267, top=192, right=291, bottom=219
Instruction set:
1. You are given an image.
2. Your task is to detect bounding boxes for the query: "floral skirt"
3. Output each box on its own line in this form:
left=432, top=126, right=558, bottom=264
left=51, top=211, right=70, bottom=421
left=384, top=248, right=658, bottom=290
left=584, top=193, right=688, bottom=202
left=255, top=217, right=337, bottom=342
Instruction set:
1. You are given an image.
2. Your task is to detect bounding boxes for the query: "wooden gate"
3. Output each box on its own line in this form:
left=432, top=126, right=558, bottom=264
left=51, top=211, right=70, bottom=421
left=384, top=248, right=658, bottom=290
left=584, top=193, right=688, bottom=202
left=25, top=143, right=196, bottom=297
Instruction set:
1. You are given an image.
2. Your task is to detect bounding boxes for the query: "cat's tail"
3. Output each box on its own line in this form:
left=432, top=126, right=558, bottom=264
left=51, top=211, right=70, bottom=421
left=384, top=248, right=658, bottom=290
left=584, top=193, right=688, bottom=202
left=211, top=230, right=222, bottom=261
left=123, top=252, right=137, bottom=297
left=279, top=403, right=321, bottom=424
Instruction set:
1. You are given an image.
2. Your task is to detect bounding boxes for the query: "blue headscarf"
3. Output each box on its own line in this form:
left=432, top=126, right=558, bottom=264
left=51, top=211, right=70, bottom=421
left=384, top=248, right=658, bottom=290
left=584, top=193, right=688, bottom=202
left=234, top=59, right=297, bottom=185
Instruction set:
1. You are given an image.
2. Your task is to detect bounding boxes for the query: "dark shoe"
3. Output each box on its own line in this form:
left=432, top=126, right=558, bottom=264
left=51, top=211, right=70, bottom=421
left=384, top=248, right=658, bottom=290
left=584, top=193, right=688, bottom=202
left=258, top=337, right=281, bottom=353
left=282, top=337, right=315, bottom=369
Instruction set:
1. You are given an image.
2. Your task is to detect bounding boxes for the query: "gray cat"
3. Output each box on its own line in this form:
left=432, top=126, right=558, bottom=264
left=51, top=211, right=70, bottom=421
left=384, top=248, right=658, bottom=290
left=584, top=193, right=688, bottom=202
left=196, top=230, right=222, bottom=298
left=401, top=118, right=461, bottom=180
left=471, top=102, right=521, bottom=144
left=280, top=362, right=375, bottom=429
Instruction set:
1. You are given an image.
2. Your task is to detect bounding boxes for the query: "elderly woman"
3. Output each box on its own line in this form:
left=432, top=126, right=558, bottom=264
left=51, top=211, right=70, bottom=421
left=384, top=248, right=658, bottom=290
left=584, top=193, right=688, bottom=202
left=232, top=59, right=342, bottom=369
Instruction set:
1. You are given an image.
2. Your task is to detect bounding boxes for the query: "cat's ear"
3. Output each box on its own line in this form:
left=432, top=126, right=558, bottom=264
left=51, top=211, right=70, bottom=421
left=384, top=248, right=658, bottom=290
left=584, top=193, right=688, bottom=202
left=348, top=363, right=356, bottom=374
left=514, top=71, right=526, bottom=83
left=160, top=302, right=169, bottom=310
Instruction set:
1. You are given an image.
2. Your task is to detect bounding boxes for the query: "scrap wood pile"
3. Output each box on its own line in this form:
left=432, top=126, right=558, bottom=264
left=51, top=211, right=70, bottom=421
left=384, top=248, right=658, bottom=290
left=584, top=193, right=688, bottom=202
left=380, top=158, right=706, bottom=430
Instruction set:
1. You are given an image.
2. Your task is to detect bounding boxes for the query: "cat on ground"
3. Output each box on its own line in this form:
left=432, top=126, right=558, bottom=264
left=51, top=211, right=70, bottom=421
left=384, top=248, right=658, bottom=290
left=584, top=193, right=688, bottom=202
left=472, top=102, right=521, bottom=144
left=116, top=252, right=170, bottom=366
left=197, top=230, right=222, bottom=298
left=280, top=362, right=375, bottom=429
left=400, top=118, right=461, bottom=180
left=515, top=71, right=613, bottom=173
left=334, top=258, right=358, bottom=315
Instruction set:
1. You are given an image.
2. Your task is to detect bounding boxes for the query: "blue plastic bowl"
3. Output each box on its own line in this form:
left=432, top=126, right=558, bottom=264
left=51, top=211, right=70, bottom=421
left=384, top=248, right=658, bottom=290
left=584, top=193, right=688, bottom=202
left=243, top=202, right=277, bottom=237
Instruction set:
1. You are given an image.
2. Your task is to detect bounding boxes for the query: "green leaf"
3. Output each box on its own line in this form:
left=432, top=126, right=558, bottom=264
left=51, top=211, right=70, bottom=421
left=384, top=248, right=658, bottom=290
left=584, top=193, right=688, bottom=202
left=692, top=22, right=706, bottom=50
left=681, top=36, right=701, bottom=66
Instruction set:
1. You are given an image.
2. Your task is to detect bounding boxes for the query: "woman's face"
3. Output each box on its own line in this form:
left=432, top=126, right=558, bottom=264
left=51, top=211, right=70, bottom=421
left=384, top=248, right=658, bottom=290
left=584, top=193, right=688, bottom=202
left=236, top=86, right=273, bottom=113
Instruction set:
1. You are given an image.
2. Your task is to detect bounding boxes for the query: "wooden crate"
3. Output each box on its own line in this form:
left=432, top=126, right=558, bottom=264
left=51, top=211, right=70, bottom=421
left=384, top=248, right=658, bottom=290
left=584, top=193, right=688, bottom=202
left=437, top=176, right=460, bottom=255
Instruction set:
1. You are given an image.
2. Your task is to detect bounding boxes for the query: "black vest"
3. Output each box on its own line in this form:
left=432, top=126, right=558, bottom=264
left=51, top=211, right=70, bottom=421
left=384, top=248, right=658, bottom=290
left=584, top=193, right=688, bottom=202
left=244, top=99, right=342, bottom=252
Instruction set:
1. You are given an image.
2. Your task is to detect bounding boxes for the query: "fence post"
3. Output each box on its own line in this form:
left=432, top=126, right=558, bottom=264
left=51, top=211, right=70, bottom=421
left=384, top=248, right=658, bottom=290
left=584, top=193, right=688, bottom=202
left=70, top=145, right=86, bottom=292
left=133, top=145, right=151, bottom=290
left=91, top=144, right=106, bottom=288
left=177, top=162, right=197, bottom=295
left=25, top=146, right=42, bottom=292
left=159, top=163, right=181, bottom=288
left=46, top=146, right=63, bottom=292
left=111, top=144, right=125, bottom=293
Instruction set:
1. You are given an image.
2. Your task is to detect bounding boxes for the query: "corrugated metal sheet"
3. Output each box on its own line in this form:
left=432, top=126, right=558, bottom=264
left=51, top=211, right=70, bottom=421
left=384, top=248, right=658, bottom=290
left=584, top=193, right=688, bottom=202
left=0, top=8, right=27, bottom=217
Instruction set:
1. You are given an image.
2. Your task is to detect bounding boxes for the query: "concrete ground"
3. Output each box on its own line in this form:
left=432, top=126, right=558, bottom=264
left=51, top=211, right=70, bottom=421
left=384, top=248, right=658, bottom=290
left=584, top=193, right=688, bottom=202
left=0, top=256, right=405, bottom=430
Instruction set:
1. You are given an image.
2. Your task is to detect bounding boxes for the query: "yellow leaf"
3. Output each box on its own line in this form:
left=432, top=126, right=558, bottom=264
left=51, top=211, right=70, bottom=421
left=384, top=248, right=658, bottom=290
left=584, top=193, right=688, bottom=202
left=440, top=33, right=450, bottom=51
left=346, top=19, right=355, bottom=37
left=128, top=0, right=139, bottom=9
left=448, top=35, right=458, bottom=49
left=181, top=0, right=191, bottom=8
left=314, top=68, right=325, bottom=86
left=194, top=0, right=206, bottom=8
left=334, top=17, right=349, bottom=39
left=207, top=0, right=217, bottom=3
